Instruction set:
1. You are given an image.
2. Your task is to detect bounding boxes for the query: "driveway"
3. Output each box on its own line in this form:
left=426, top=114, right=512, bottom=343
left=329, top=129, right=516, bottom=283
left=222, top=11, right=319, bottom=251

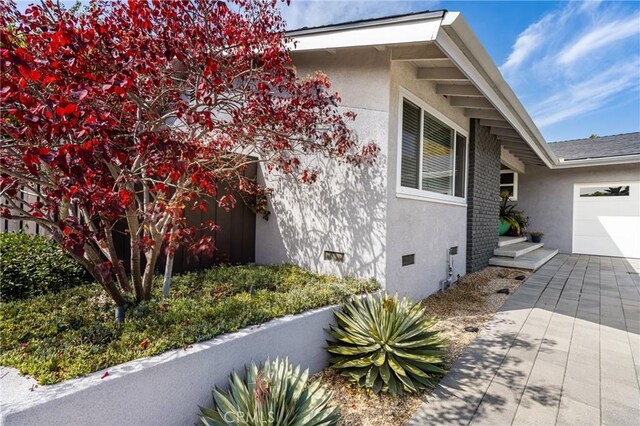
left=410, top=254, right=640, bottom=425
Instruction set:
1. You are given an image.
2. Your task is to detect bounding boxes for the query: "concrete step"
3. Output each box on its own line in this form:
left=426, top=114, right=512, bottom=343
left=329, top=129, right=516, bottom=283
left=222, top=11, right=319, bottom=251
left=489, top=248, right=559, bottom=271
left=497, top=236, right=527, bottom=247
left=494, top=242, right=544, bottom=258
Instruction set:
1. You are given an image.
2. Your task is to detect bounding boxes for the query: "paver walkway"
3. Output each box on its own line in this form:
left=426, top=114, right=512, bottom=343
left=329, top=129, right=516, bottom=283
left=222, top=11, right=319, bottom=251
left=410, top=254, right=640, bottom=426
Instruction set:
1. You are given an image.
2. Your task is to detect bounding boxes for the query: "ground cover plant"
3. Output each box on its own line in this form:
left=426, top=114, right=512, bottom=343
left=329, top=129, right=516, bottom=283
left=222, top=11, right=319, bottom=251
left=0, top=264, right=377, bottom=385
left=0, top=232, right=90, bottom=301
left=312, top=267, right=531, bottom=426
left=0, top=0, right=378, bottom=308
left=200, top=358, right=339, bottom=426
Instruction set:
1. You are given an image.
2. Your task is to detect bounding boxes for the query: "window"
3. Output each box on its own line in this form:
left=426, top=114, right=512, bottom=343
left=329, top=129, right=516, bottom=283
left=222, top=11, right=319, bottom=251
left=580, top=185, right=630, bottom=197
left=500, top=170, right=518, bottom=200
left=399, top=94, right=467, bottom=203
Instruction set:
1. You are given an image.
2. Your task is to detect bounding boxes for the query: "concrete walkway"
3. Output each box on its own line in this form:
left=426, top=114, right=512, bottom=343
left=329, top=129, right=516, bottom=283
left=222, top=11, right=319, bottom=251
left=410, top=254, right=640, bottom=426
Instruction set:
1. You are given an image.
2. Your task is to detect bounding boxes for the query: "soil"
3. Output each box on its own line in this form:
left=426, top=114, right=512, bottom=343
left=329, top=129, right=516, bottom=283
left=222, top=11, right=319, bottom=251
left=310, top=266, right=531, bottom=426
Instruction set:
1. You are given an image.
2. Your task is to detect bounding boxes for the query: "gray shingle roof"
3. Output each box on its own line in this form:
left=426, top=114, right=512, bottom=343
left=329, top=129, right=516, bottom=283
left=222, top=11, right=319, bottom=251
left=548, top=132, right=640, bottom=161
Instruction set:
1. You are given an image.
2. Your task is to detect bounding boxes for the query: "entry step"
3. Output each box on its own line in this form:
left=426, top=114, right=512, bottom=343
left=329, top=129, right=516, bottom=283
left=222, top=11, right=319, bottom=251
left=489, top=248, right=559, bottom=271
left=497, top=236, right=527, bottom=247
left=494, top=242, right=544, bottom=258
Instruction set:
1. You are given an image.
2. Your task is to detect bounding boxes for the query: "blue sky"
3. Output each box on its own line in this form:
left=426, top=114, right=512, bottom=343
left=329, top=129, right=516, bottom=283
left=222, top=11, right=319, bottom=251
left=16, top=0, right=640, bottom=142
left=280, top=1, right=640, bottom=142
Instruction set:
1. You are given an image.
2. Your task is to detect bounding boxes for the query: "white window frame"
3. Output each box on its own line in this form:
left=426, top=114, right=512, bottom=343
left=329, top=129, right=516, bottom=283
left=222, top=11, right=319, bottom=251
left=396, top=87, right=469, bottom=206
left=500, top=170, right=518, bottom=201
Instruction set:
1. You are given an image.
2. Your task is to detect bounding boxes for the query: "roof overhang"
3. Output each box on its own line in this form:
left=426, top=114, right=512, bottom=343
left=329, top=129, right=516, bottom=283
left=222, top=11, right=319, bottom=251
left=436, top=12, right=557, bottom=168
left=555, top=154, right=640, bottom=168
left=287, top=12, right=638, bottom=170
left=287, top=11, right=445, bottom=50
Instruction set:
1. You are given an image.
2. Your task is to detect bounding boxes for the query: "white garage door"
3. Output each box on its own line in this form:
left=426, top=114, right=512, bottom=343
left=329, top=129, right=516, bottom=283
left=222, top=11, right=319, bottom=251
left=573, top=182, right=640, bottom=258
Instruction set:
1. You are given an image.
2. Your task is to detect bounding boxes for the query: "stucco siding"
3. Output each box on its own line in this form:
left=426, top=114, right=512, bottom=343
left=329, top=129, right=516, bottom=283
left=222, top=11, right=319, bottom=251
left=385, top=61, right=469, bottom=300
left=518, top=163, right=640, bottom=254
left=255, top=49, right=390, bottom=284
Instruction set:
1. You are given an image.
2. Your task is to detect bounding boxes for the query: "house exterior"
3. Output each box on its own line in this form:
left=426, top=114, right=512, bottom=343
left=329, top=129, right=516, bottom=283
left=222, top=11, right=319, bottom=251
left=518, top=133, right=640, bottom=258
left=254, top=10, right=640, bottom=300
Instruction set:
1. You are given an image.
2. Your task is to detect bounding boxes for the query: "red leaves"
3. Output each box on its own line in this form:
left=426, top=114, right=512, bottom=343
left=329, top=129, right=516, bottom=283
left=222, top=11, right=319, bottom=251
left=118, top=189, right=134, bottom=207
left=301, top=169, right=318, bottom=184
left=54, top=103, right=78, bottom=117
left=139, top=339, right=149, bottom=350
left=218, top=194, right=236, bottom=211
left=189, top=235, right=215, bottom=257
left=1, top=0, right=378, bottom=306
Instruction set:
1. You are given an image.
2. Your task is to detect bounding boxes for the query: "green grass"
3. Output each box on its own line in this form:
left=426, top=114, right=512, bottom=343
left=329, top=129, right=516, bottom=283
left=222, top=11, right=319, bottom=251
left=0, top=264, right=377, bottom=385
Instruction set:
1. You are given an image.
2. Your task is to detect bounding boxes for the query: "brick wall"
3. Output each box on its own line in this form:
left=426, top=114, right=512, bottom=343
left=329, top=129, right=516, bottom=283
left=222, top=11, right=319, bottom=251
left=466, top=119, right=501, bottom=272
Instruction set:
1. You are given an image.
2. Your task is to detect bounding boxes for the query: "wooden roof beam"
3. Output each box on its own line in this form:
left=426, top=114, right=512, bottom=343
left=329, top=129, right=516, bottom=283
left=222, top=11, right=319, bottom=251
left=479, top=119, right=511, bottom=129
left=490, top=127, right=521, bottom=138
left=449, top=96, right=494, bottom=109
left=417, top=67, right=467, bottom=81
left=436, top=84, right=483, bottom=97
left=464, top=108, right=503, bottom=120
left=392, top=44, right=448, bottom=61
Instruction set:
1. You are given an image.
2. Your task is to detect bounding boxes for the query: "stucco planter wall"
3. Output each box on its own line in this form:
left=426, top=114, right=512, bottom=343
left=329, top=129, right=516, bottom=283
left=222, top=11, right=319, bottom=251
left=0, top=305, right=337, bottom=426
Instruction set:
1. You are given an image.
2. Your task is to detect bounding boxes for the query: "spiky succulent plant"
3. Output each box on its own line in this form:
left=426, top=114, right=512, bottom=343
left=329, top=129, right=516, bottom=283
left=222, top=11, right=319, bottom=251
left=327, top=293, right=446, bottom=395
left=200, top=358, right=339, bottom=426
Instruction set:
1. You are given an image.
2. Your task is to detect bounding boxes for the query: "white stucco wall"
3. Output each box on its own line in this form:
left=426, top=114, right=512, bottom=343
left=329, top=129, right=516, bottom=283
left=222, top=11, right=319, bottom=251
left=385, top=61, right=470, bottom=300
left=255, top=48, right=390, bottom=284
left=256, top=51, right=473, bottom=299
left=1, top=306, right=337, bottom=426
left=517, top=163, right=640, bottom=254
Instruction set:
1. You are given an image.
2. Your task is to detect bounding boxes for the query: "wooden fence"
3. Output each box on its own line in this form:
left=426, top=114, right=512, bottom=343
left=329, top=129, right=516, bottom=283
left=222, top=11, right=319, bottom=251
left=0, top=165, right=257, bottom=273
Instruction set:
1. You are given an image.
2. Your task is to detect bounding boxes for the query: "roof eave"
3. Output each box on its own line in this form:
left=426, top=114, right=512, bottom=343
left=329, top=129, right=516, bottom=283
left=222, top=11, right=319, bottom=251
left=286, top=10, right=447, bottom=37
left=552, top=154, right=640, bottom=169
left=286, top=11, right=445, bottom=51
left=436, top=13, right=558, bottom=167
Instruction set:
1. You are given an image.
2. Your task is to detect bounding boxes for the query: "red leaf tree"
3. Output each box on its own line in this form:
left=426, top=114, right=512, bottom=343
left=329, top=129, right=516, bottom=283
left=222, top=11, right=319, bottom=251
left=0, top=0, right=378, bottom=307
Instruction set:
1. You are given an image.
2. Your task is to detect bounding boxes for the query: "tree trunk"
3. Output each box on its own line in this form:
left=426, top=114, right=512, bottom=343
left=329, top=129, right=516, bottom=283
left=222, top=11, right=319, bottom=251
left=130, top=238, right=144, bottom=300
left=103, top=224, right=131, bottom=293
left=50, top=230, right=127, bottom=307
left=98, top=274, right=127, bottom=306
left=140, top=244, right=162, bottom=301
left=126, top=207, right=144, bottom=300
left=162, top=251, right=175, bottom=298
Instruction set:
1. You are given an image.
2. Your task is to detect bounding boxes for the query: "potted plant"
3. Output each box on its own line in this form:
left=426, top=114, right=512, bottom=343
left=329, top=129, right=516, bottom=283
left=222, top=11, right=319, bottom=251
left=499, top=192, right=527, bottom=236
left=530, top=231, right=544, bottom=243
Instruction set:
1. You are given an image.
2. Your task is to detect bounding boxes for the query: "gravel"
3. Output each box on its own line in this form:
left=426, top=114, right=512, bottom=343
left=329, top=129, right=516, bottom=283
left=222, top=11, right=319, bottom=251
left=310, top=266, right=531, bottom=426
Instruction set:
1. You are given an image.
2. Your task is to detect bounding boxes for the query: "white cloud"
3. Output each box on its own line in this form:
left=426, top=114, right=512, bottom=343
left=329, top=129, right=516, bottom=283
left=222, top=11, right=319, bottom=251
left=532, top=58, right=640, bottom=127
left=578, top=0, right=603, bottom=14
left=500, top=1, right=640, bottom=132
left=500, top=14, right=555, bottom=72
left=556, top=13, right=640, bottom=65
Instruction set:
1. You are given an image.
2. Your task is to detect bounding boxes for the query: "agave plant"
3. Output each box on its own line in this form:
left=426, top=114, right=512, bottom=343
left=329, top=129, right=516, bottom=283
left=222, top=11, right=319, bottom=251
left=327, top=293, right=445, bottom=396
left=200, top=358, right=339, bottom=426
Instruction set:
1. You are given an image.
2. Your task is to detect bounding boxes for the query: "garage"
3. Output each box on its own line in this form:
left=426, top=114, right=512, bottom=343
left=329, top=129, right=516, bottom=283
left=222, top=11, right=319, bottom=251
left=573, top=181, right=640, bottom=258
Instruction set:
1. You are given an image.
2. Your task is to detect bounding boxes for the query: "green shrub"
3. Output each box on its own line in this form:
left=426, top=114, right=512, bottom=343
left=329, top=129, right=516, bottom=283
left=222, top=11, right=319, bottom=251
left=0, top=232, right=90, bottom=301
left=200, top=358, right=339, bottom=426
left=0, top=264, right=377, bottom=384
left=327, top=293, right=446, bottom=396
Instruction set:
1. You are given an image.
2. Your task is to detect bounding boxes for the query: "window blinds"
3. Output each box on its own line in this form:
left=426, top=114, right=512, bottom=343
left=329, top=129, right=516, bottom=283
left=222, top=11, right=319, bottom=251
left=422, top=112, right=454, bottom=195
left=401, top=100, right=421, bottom=189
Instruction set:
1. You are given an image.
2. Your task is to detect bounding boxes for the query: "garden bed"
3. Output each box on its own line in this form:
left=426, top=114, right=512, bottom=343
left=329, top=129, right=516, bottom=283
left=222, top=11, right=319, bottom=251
left=0, top=264, right=377, bottom=385
left=311, top=266, right=531, bottom=426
